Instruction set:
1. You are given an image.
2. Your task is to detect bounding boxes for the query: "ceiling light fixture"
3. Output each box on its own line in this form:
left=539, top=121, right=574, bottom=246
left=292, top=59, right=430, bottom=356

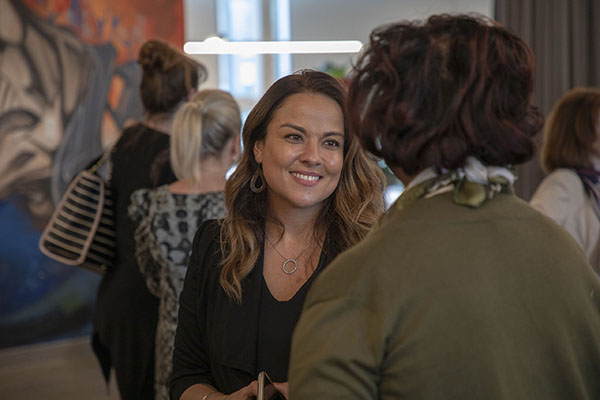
left=183, top=36, right=363, bottom=55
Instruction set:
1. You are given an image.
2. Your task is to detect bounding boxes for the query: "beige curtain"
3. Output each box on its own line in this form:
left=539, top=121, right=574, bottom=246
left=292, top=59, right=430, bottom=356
left=495, top=0, right=600, bottom=200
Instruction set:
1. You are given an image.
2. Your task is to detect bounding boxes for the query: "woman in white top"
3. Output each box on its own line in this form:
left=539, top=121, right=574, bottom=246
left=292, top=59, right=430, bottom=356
left=530, top=87, right=600, bottom=273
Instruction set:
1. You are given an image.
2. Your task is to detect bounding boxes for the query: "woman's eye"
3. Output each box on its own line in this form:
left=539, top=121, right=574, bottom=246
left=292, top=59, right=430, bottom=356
left=324, top=139, right=341, bottom=148
left=285, top=133, right=303, bottom=141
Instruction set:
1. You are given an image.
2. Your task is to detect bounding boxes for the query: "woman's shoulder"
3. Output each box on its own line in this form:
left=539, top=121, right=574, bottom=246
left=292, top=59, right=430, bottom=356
left=195, top=191, right=226, bottom=220
left=167, top=193, right=227, bottom=229
left=194, top=218, right=221, bottom=238
left=129, top=184, right=170, bottom=209
left=179, top=190, right=225, bottom=205
left=185, top=219, right=223, bottom=281
left=115, top=123, right=144, bottom=147
left=191, top=219, right=222, bottom=257
left=542, top=168, right=581, bottom=184
left=531, top=169, right=586, bottom=206
left=114, top=123, right=169, bottom=154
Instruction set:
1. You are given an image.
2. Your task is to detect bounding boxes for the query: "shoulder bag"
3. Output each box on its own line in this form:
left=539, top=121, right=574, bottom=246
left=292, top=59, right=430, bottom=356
left=39, top=149, right=116, bottom=273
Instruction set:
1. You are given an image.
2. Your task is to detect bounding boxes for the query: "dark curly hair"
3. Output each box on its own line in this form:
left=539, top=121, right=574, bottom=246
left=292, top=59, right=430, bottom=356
left=347, top=14, right=544, bottom=175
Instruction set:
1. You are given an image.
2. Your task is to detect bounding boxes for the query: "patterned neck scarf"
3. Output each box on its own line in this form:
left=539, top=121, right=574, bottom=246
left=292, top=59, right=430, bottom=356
left=369, top=157, right=516, bottom=234
left=395, top=157, right=516, bottom=213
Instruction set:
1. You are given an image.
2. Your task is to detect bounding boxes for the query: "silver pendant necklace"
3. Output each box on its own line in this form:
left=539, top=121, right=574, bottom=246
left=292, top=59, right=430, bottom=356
left=265, top=234, right=312, bottom=274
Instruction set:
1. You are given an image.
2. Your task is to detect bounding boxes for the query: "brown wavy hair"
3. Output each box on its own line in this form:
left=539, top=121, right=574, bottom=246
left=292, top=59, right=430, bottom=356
left=347, top=14, right=544, bottom=175
left=220, top=70, right=385, bottom=301
left=541, top=87, right=600, bottom=172
left=138, top=39, right=207, bottom=114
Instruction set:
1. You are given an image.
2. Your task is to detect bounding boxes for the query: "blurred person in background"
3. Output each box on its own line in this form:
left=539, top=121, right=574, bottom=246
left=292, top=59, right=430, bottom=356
left=289, top=14, right=600, bottom=400
left=169, top=70, right=385, bottom=400
left=92, top=38, right=207, bottom=400
left=530, top=87, right=600, bottom=274
left=128, top=89, right=241, bottom=400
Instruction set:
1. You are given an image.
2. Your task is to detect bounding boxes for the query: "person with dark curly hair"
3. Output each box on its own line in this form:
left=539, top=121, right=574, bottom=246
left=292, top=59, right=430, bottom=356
left=289, top=14, right=600, bottom=400
left=92, top=39, right=207, bottom=400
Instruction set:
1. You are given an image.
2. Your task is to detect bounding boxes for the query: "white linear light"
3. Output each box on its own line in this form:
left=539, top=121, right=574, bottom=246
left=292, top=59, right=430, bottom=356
left=184, top=36, right=363, bottom=55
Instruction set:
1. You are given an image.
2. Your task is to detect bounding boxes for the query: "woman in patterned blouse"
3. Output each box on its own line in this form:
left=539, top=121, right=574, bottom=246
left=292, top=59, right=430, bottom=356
left=128, top=89, right=241, bottom=400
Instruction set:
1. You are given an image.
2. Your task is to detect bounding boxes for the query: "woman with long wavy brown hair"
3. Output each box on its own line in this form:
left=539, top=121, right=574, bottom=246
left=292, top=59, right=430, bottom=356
left=170, top=69, right=384, bottom=400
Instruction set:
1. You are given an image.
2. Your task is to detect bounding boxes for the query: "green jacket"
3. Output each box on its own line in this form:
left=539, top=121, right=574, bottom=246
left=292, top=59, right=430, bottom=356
left=289, top=191, right=600, bottom=399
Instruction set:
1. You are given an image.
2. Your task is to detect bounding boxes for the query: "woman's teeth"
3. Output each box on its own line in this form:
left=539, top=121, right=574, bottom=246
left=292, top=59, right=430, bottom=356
left=291, top=172, right=320, bottom=181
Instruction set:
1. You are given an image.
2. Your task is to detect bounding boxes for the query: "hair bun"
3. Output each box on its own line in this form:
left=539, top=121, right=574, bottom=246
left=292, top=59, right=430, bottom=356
left=138, top=39, right=171, bottom=72
left=138, top=38, right=206, bottom=114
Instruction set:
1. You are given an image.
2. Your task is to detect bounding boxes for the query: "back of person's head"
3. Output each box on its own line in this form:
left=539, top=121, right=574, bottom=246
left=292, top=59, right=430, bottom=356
left=541, top=87, right=600, bottom=172
left=138, top=39, right=208, bottom=115
left=347, top=13, right=544, bottom=175
left=170, top=89, right=241, bottom=184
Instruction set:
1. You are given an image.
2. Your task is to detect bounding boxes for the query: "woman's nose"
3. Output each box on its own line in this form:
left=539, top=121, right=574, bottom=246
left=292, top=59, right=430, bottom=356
left=300, top=140, right=320, bottom=165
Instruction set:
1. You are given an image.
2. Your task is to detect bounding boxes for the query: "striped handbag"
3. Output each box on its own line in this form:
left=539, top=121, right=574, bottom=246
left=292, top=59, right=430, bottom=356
left=39, top=150, right=116, bottom=274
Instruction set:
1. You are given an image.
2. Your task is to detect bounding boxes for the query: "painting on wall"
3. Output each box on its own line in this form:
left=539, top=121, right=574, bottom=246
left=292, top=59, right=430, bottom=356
left=0, top=0, right=183, bottom=348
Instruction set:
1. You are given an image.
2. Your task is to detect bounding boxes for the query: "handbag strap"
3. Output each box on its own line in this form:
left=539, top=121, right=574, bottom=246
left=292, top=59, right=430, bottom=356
left=88, top=146, right=114, bottom=174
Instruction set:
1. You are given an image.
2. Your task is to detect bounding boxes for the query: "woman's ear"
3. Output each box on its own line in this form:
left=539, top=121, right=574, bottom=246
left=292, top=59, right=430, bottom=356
left=253, top=139, right=264, bottom=164
left=231, top=135, right=241, bottom=164
left=187, top=88, right=197, bottom=102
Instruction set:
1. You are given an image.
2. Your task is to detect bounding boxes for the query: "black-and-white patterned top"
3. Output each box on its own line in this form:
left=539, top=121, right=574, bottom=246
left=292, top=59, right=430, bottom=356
left=128, top=185, right=225, bottom=400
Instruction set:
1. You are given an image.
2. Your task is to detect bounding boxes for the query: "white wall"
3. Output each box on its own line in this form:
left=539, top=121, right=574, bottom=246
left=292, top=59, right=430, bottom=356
left=290, top=0, right=494, bottom=75
left=183, top=0, right=219, bottom=89
left=184, top=0, right=494, bottom=89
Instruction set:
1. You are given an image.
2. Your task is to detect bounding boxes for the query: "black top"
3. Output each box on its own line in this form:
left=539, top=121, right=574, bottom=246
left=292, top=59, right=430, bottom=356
left=170, top=220, right=336, bottom=399
left=92, top=123, right=176, bottom=400
left=256, top=261, right=319, bottom=382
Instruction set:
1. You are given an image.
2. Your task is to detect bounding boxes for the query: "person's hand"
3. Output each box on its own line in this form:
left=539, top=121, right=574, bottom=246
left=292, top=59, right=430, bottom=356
left=217, top=380, right=258, bottom=400
left=272, top=381, right=288, bottom=399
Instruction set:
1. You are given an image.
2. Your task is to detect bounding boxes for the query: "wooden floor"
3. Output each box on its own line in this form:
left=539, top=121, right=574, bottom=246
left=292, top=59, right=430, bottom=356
left=0, top=337, right=120, bottom=400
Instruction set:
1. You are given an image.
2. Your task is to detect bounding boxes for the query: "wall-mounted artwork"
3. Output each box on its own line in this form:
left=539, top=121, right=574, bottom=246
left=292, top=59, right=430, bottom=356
left=0, top=0, right=183, bottom=348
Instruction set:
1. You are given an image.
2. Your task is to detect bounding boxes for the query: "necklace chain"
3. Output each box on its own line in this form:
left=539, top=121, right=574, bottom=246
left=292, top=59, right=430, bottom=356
left=265, top=234, right=312, bottom=274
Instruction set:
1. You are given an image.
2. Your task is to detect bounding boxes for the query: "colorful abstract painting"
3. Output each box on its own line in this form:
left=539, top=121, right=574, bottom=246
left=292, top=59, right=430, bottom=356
left=0, top=0, right=183, bottom=348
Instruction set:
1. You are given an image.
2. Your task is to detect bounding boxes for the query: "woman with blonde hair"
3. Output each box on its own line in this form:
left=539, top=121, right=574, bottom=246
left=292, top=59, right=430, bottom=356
left=170, top=69, right=385, bottom=400
left=530, top=87, right=600, bottom=273
left=128, top=89, right=241, bottom=400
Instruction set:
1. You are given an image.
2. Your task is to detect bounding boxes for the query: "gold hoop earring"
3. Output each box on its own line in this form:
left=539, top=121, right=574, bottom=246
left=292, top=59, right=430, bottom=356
left=250, top=167, right=266, bottom=193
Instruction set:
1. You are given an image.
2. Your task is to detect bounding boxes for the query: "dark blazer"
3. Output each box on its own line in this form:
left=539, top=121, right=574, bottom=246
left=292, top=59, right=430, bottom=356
left=170, top=219, right=337, bottom=399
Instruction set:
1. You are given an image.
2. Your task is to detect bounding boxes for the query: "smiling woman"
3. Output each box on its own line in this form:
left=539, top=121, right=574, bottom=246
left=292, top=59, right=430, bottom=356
left=254, top=92, right=345, bottom=214
left=169, top=69, right=385, bottom=400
